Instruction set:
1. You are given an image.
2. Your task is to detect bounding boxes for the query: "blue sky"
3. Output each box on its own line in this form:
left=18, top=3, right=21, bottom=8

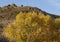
left=0, top=0, right=60, bottom=15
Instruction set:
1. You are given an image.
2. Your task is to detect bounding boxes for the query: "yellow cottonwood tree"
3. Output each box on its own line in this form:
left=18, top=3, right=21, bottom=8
left=3, top=12, right=60, bottom=42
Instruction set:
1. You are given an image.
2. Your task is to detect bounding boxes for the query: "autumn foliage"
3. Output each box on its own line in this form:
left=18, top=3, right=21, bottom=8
left=3, top=12, right=60, bottom=42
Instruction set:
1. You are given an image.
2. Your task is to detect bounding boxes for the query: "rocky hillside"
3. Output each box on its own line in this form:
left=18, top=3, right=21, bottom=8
left=0, top=4, right=60, bottom=29
left=0, top=4, right=60, bottom=42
